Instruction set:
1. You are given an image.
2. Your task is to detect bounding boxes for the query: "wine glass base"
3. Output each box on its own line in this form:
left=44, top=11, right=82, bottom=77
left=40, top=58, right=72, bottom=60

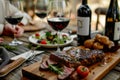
left=9, top=40, right=23, bottom=46
left=56, top=47, right=61, bottom=53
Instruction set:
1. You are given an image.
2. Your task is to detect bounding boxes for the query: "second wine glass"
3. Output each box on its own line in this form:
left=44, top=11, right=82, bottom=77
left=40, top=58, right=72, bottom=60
left=47, top=0, right=71, bottom=52
left=34, top=0, right=48, bottom=22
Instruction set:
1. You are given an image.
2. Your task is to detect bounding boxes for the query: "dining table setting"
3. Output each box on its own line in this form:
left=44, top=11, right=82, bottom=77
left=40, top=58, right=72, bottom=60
left=0, top=18, right=120, bottom=80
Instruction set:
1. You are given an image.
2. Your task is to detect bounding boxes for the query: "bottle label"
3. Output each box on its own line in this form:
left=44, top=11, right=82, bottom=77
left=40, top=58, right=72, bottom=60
left=114, top=22, right=120, bottom=40
left=77, top=17, right=90, bottom=35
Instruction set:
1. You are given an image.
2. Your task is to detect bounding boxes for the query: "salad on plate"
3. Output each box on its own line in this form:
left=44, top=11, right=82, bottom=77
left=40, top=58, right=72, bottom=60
left=29, top=31, right=73, bottom=48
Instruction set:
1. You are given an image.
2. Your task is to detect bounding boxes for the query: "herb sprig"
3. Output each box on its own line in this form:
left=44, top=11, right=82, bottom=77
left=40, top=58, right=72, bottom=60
left=48, top=64, right=63, bottom=74
left=0, top=44, right=17, bottom=51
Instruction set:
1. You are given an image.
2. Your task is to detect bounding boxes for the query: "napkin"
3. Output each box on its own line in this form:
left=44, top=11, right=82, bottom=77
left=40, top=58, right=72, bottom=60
left=0, top=47, right=10, bottom=69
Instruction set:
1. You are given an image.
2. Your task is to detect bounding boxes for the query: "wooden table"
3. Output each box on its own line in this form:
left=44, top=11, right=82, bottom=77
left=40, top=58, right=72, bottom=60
left=0, top=24, right=120, bottom=80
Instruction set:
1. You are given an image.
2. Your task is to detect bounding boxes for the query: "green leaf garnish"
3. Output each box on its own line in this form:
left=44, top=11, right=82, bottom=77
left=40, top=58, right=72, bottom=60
left=46, top=31, right=51, bottom=37
left=48, top=64, right=63, bottom=74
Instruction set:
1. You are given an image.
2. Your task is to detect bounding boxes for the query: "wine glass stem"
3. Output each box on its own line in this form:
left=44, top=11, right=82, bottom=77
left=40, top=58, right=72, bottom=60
left=57, top=31, right=61, bottom=52
left=13, top=25, right=17, bottom=43
left=40, top=18, right=43, bottom=22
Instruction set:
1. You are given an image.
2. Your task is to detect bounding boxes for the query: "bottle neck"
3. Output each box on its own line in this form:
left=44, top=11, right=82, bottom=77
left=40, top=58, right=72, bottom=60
left=109, top=0, right=118, bottom=8
left=82, top=0, right=87, bottom=5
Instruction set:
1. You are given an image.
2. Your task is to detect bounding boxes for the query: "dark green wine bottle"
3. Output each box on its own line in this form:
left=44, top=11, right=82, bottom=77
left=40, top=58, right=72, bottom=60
left=105, top=0, right=120, bottom=44
left=77, top=0, right=92, bottom=46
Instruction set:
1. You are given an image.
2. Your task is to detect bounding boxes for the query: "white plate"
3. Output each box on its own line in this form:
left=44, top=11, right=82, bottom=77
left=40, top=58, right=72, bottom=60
left=28, top=32, right=74, bottom=48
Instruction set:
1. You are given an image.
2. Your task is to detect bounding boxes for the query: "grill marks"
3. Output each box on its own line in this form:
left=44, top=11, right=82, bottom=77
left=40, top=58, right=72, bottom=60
left=50, top=49, right=104, bottom=67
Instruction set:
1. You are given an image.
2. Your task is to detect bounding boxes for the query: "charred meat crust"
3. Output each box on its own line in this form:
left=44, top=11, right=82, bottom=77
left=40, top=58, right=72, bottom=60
left=50, top=49, right=104, bottom=67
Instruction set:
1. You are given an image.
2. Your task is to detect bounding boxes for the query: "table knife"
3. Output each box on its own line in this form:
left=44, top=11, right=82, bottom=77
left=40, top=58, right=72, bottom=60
left=0, top=50, right=44, bottom=77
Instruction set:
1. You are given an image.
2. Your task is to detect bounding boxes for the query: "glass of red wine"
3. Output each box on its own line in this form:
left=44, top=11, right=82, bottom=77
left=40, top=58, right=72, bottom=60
left=47, top=0, right=71, bottom=52
left=5, top=0, right=23, bottom=46
left=34, top=0, right=48, bottom=22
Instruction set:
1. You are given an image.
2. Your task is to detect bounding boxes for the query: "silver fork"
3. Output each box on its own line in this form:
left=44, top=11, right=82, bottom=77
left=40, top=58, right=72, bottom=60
left=29, top=47, right=36, bottom=60
left=28, top=47, right=36, bottom=61
left=27, top=45, right=40, bottom=61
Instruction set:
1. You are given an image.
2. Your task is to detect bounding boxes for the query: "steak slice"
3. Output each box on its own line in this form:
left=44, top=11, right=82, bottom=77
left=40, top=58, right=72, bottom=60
left=40, top=57, right=57, bottom=69
left=50, top=51, right=81, bottom=68
left=58, top=66, right=74, bottom=80
left=50, top=49, right=104, bottom=67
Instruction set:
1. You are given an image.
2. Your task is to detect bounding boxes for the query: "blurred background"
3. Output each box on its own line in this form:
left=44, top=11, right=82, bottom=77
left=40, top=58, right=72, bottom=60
left=20, top=0, right=120, bottom=31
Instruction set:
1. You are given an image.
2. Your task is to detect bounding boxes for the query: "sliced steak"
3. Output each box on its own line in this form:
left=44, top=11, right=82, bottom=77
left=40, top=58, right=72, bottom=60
left=40, top=55, right=50, bottom=69
left=40, top=58, right=58, bottom=69
left=46, top=58, right=57, bottom=65
left=58, top=66, right=74, bottom=80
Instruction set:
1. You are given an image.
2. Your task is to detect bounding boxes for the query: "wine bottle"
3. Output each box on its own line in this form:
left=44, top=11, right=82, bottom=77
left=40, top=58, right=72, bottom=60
left=105, top=0, right=120, bottom=44
left=77, top=0, right=91, bottom=46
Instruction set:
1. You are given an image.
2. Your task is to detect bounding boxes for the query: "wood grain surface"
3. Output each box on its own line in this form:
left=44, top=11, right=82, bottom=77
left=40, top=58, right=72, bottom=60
left=22, top=50, right=120, bottom=80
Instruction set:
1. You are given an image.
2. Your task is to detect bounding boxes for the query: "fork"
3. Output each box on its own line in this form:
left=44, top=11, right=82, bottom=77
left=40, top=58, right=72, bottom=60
left=27, top=45, right=40, bottom=61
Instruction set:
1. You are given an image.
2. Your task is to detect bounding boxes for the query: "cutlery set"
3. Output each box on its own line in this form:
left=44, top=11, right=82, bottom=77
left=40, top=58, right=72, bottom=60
left=0, top=48, right=44, bottom=77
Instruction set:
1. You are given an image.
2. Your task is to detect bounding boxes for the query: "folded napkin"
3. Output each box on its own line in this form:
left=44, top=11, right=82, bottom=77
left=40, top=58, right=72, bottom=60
left=0, top=47, right=10, bottom=69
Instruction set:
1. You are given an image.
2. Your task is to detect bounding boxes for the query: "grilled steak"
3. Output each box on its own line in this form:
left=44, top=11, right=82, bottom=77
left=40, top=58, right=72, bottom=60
left=40, top=55, right=74, bottom=80
left=50, top=51, right=81, bottom=68
left=50, top=48, right=105, bottom=67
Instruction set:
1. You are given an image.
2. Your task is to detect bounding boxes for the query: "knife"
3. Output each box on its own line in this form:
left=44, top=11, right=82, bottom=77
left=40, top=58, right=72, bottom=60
left=0, top=50, right=44, bottom=77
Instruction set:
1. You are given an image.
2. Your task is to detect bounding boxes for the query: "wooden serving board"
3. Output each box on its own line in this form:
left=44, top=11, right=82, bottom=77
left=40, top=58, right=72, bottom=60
left=22, top=50, right=120, bottom=80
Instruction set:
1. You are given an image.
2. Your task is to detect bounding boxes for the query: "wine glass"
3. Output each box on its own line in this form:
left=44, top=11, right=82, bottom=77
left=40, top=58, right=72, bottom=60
left=5, top=0, right=23, bottom=46
left=34, top=0, right=48, bottom=22
left=47, top=0, right=71, bottom=52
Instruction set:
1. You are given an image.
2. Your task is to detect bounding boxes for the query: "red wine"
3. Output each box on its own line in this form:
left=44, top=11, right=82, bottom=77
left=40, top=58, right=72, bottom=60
left=47, top=18, right=70, bottom=31
left=105, top=0, right=120, bottom=44
left=35, top=12, right=47, bottom=18
left=77, top=0, right=91, bottom=45
left=5, top=16, right=23, bottom=25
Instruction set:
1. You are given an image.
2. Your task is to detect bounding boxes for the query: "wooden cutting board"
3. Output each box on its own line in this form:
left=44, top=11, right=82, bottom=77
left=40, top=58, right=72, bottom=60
left=22, top=50, right=120, bottom=80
